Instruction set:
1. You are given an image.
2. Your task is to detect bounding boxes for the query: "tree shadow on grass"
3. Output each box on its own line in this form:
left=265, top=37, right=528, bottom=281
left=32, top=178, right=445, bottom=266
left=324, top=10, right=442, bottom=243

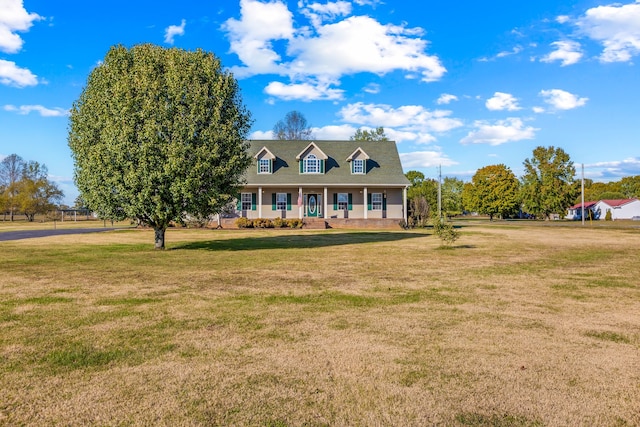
left=173, top=231, right=424, bottom=251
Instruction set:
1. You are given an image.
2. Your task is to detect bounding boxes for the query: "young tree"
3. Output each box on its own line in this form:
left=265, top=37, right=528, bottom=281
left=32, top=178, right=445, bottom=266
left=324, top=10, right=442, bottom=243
left=272, top=111, right=314, bottom=140
left=350, top=127, right=388, bottom=141
left=431, top=210, right=460, bottom=247
left=68, top=44, right=252, bottom=249
left=0, top=154, right=25, bottom=221
left=520, top=146, right=578, bottom=219
left=464, top=164, right=520, bottom=220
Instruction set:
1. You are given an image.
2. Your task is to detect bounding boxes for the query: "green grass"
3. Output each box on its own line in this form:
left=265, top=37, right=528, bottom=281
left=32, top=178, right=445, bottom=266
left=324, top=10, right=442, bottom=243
left=1, top=224, right=639, bottom=425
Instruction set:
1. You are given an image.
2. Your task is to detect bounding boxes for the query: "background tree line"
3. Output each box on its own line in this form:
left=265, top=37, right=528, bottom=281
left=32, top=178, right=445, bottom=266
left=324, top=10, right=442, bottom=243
left=406, top=145, right=640, bottom=225
left=0, top=154, right=63, bottom=221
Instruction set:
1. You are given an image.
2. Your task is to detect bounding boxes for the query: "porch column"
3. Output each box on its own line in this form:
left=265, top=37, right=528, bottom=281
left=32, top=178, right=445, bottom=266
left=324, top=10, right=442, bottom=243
left=298, top=186, right=303, bottom=219
left=403, top=186, right=408, bottom=223
left=258, top=186, right=263, bottom=218
left=363, top=187, right=368, bottom=219
left=324, top=187, right=328, bottom=219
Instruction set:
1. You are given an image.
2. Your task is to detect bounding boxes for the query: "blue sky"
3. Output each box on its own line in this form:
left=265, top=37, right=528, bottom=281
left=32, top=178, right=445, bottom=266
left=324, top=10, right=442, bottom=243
left=1, top=0, right=640, bottom=205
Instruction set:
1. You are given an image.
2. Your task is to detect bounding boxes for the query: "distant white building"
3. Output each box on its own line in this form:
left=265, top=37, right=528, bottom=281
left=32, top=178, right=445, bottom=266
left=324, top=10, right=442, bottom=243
left=566, top=201, right=597, bottom=220
left=593, top=198, right=640, bottom=220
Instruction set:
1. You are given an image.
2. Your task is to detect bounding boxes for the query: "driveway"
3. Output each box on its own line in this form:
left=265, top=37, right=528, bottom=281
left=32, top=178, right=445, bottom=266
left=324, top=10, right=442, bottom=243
left=0, top=227, right=124, bottom=241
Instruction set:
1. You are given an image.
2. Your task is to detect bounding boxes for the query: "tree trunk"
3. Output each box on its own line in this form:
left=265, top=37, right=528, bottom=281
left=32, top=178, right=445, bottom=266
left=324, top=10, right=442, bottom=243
left=154, top=227, right=166, bottom=250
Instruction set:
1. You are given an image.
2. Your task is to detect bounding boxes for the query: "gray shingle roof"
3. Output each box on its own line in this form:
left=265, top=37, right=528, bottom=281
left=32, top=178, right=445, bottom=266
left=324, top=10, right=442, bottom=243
left=244, top=140, right=410, bottom=187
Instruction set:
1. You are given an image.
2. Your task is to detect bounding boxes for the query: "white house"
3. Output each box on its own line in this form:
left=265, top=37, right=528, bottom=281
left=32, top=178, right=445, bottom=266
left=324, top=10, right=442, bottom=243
left=593, top=198, right=640, bottom=220
left=219, top=140, right=411, bottom=229
left=566, top=201, right=598, bottom=220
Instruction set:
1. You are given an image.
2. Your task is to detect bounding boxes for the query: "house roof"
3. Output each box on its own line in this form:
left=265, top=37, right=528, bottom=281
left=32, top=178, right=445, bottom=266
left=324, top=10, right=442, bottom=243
left=597, top=198, right=639, bottom=208
left=569, top=201, right=597, bottom=209
left=346, top=147, right=370, bottom=161
left=244, top=140, right=410, bottom=187
left=253, top=146, right=275, bottom=160
left=295, top=142, right=328, bottom=160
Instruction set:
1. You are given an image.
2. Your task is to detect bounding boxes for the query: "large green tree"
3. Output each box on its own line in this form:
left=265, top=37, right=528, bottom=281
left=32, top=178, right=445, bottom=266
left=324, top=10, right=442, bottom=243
left=463, top=164, right=520, bottom=220
left=350, top=126, right=388, bottom=142
left=442, top=177, right=464, bottom=218
left=68, top=44, right=252, bottom=249
left=520, top=146, right=578, bottom=219
left=273, top=111, right=314, bottom=140
left=619, top=175, right=640, bottom=198
left=16, top=162, right=63, bottom=222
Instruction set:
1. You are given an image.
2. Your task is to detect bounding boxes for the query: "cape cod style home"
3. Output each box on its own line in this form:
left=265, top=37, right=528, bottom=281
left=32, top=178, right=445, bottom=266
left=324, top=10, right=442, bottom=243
left=220, top=140, right=411, bottom=228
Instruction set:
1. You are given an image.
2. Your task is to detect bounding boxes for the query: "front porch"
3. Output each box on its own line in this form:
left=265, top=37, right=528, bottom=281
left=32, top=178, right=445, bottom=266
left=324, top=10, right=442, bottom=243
left=236, top=186, right=408, bottom=223
left=214, top=217, right=403, bottom=230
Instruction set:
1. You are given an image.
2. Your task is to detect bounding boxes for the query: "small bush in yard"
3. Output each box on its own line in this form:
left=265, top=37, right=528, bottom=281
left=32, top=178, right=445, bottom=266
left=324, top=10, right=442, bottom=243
left=287, top=219, right=303, bottom=228
left=252, top=218, right=274, bottom=228
left=235, top=217, right=253, bottom=228
left=272, top=217, right=285, bottom=228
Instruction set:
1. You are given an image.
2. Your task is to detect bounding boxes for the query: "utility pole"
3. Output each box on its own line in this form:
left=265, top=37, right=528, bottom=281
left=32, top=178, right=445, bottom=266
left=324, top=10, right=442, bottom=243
left=437, top=164, right=442, bottom=223
left=581, top=163, right=585, bottom=226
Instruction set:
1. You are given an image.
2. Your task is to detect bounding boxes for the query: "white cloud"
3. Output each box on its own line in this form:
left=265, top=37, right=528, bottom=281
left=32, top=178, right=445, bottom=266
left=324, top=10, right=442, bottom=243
left=479, top=46, right=522, bottom=62
left=363, top=83, right=380, bottom=94
left=576, top=1, right=640, bottom=62
left=338, top=102, right=463, bottom=134
left=532, top=106, right=545, bottom=114
left=3, top=104, right=69, bottom=117
left=313, top=124, right=356, bottom=140
left=0, top=59, right=38, bottom=87
left=586, top=157, right=640, bottom=178
left=539, top=89, right=588, bottom=110
left=399, top=151, right=458, bottom=169
left=221, top=0, right=295, bottom=76
left=436, top=93, right=458, bottom=105
left=287, top=15, right=445, bottom=82
left=496, top=46, right=523, bottom=58
left=164, top=19, right=186, bottom=44
left=264, top=79, right=344, bottom=101
left=249, top=130, right=274, bottom=139
left=541, top=40, right=583, bottom=66
left=485, top=92, right=521, bottom=111
left=556, top=15, right=570, bottom=24
left=0, top=0, right=42, bottom=53
left=300, top=1, right=352, bottom=28
left=222, top=0, right=445, bottom=100
left=461, top=118, right=538, bottom=146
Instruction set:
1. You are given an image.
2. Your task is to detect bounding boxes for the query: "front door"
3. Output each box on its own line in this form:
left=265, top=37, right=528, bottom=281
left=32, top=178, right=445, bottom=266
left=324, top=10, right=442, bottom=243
left=307, top=194, right=318, bottom=217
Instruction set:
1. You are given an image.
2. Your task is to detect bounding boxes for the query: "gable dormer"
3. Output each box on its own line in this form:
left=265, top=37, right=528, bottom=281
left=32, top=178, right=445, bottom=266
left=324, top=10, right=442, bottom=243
left=346, top=147, right=370, bottom=174
left=296, top=142, right=328, bottom=174
left=254, top=146, right=276, bottom=174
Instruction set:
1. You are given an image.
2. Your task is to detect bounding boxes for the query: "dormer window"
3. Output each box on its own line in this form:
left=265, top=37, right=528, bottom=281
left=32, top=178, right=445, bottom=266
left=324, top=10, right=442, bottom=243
left=304, top=154, right=321, bottom=174
left=346, top=147, right=370, bottom=175
left=352, top=159, right=364, bottom=174
left=254, top=146, right=275, bottom=174
left=258, top=158, right=271, bottom=174
left=296, top=142, right=328, bottom=174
